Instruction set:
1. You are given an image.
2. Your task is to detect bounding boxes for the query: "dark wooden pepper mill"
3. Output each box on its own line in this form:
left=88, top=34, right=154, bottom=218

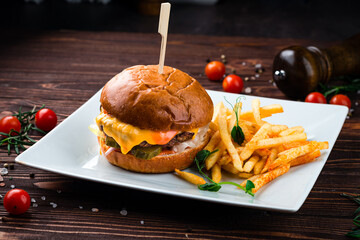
left=273, top=34, right=360, bottom=98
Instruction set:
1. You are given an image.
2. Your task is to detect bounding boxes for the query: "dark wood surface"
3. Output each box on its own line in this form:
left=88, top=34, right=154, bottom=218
left=0, top=30, right=359, bottom=239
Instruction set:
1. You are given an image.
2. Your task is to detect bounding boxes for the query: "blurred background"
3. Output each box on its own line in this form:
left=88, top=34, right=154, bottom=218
left=1, top=0, right=360, bottom=41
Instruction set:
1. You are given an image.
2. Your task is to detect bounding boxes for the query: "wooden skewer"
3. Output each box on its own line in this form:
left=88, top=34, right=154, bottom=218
left=158, top=2, right=171, bottom=74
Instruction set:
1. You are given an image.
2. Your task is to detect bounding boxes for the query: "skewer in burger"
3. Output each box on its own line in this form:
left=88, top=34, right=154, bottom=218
left=95, top=65, right=213, bottom=173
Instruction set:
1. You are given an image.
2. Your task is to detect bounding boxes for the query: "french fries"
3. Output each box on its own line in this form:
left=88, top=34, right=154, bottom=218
left=175, top=98, right=329, bottom=195
left=175, top=169, right=206, bottom=185
left=218, top=102, right=243, bottom=171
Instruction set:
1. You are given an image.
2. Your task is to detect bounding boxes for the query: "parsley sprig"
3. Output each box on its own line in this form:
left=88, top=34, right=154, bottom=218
left=194, top=150, right=255, bottom=196
left=0, top=105, right=46, bottom=155
left=341, top=192, right=360, bottom=238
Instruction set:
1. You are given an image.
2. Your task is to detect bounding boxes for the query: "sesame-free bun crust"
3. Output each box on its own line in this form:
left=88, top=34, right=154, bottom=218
left=100, top=65, right=213, bottom=131
left=99, top=131, right=211, bottom=173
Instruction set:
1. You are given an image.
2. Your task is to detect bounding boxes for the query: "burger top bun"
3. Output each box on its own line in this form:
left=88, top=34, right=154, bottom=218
left=100, top=65, right=213, bottom=131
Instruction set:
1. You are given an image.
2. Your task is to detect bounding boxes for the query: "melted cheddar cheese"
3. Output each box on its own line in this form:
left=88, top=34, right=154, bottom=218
left=96, top=111, right=198, bottom=154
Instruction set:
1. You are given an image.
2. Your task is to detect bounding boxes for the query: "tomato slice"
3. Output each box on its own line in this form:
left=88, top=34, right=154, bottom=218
left=151, top=130, right=178, bottom=145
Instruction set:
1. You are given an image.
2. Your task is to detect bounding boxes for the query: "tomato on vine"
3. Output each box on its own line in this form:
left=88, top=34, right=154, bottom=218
left=205, top=61, right=226, bottom=81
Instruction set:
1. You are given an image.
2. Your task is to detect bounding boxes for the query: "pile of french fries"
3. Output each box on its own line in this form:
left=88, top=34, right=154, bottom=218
left=176, top=98, right=329, bottom=194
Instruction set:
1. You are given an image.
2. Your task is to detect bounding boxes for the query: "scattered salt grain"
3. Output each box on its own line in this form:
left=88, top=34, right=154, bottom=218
left=32, top=203, right=38, bottom=208
left=57, top=190, right=62, bottom=194
left=242, top=62, right=246, bottom=66
left=255, top=74, right=260, bottom=78
left=140, top=220, right=144, bottom=225
left=355, top=101, right=359, bottom=106
left=52, top=203, right=57, bottom=208
left=10, top=185, right=15, bottom=189
left=41, top=196, right=46, bottom=200
left=244, top=87, right=252, bottom=94
left=79, top=206, right=84, bottom=209
left=120, top=209, right=128, bottom=216
left=31, top=198, right=36, bottom=203
left=50, top=202, right=55, bottom=206
left=0, top=168, right=8, bottom=176
left=92, top=208, right=99, bottom=213
left=250, top=76, right=256, bottom=81
left=244, top=77, right=249, bottom=81
left=0, top=194, right=3, bottom=199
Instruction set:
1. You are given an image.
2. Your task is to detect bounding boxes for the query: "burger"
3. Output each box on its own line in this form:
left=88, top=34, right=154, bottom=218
left=95, top=65, right=213, bottom=173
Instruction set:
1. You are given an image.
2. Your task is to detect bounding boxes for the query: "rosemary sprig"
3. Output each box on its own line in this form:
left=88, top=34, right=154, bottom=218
left=341, top=192, right=360, bottom=238
left=319, top=77, right=360, bottom=98
left=1, top=105, right=46, bottom=155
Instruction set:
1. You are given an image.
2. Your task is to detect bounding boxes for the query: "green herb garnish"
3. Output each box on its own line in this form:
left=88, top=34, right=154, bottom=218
left=0, top=105, right=46, bottom=155
left=319, top=77, right=360, bottom=97
left=225, top=97, right=245, bottom=145
left=341, top=192, right=360, bottom=238
left=194, top=150, right=255, bottom=196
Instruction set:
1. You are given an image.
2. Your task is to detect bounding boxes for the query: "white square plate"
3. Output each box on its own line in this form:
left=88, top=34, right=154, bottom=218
left=16, top=90, right=348, bottom=212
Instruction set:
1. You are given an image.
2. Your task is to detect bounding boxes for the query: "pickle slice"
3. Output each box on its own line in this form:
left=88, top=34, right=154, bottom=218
left=105, top=136, right=120, bottom=148
left=131, top=145, right=162, bottom=160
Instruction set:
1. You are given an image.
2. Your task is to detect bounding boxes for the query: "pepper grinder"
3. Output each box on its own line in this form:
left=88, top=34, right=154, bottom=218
left=273, top=34, right=360, bottom=98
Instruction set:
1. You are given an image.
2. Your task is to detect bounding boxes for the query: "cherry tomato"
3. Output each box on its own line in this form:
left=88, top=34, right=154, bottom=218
left=305, top=92, right=327, bottom=104
left=222, top=74, right=244, bottom=93
left=205, top=61, right=226, bottom=81
left=329, top=94, right=351, bottom=109
left=0, top=116, right=21, bottom=137
left=35, top=108, right=57, bottom=132
left=3, top=189, right=31, bottom=215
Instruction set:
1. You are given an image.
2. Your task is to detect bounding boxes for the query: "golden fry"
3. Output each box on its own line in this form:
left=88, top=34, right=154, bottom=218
left=290, top=150, right=321, bottom=167
left=218, top=102, right=243, bottom=171
left=175, top=169, right=206, bottom=185
left=240, top=104, right=283, bottom=121
left=240, top=175, right=260, bottom=187
left=261, top=148, right=278, bottom=173
left=278, top=126, right=305, bottom=137
left=243, top=155, right=260, bottom=173
left=250, top=133, right=307, bottom=150
left=204, top=131, right=221, bottom=152
left=240, top=123, right=271, bottom=161
left=269, top=125, right=288, bottom=137
left=252, top=164, right=290, bottom=193
left=218, top=152, right=231, bottom=165
left=270, top=140, right=326, bottom=170
left=222, top=163, right=240, bottom=175
left=238, top=172, right=254, bottom=179
left=211, top=163, right=222, bottom=183
left=253, top=155, right=267, bottom=174
left=255, top=148, right=271, bottom=157
left=251, top=98, right=262, bottom=126
left=282, top=140, right=308, bottom=150
left=206, top=141, right=226, bottom=170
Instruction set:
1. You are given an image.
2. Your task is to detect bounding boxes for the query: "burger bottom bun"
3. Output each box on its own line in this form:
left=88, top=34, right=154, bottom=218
left=99, top=131, right=211, bottom=173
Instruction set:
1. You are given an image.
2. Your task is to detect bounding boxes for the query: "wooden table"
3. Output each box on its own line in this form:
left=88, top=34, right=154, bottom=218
left=0, top=30, right=359, bottom=239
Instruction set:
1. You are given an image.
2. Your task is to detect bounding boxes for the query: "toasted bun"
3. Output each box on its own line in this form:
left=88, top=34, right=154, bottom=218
left=100, top=65, right=213, bottom=131
left=99, top=131, right=211, bottom=173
